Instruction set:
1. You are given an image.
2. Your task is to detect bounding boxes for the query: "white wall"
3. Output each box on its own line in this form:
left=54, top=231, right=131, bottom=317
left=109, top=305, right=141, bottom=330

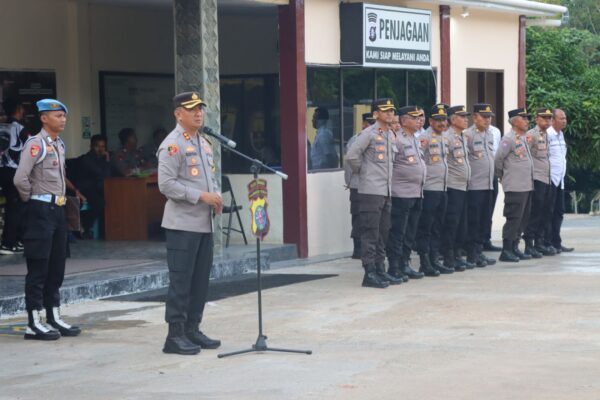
left=307, top=171, right=353, bottom=256
left=305, top=0, right=340, bottom=64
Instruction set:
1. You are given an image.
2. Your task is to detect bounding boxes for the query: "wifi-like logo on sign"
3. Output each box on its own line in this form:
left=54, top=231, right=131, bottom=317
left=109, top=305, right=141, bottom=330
left=368, top=12, right=377, bottom=42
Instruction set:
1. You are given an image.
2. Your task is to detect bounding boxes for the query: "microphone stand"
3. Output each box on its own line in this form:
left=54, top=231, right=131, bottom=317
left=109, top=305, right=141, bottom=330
left=217, top=142, right=311, bottom=359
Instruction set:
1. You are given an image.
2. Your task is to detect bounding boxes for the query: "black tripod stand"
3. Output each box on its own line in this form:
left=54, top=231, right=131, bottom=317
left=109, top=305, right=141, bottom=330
left=217, top=146, right=311, bottom=359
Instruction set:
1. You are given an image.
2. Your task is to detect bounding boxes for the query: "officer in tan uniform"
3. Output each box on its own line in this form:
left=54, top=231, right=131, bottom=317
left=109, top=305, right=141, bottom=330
left=344, top=113, right=375, bottom=259
left=158, top=92, right=223, bottom=355
left=522, top=108, right=556, bottom=258
left=441, top=105, right=473, bottom=271
left=345, top=98, right=397, bottom=289
left=495, top=108, right=534, bottom=262
left=415, top=104, right=454, bottom=274
left=464, top=104, right=497, bottom=268
left=14, top=99, right=81, bottom=341
left=387, top=106, right=431, bottom=280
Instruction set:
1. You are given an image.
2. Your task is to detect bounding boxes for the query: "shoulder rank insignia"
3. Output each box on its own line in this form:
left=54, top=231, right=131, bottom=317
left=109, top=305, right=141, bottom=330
left=183, top=132, right=191, bottom=141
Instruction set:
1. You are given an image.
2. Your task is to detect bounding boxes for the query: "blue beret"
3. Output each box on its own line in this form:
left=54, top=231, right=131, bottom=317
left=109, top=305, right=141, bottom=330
left=36, top=99, right=68, bottom=114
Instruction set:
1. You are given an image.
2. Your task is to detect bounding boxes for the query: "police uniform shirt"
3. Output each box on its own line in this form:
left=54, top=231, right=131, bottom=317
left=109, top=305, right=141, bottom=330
left=14, top=129, right=66, bottom=202
left=421, top=127, right=448, bottom=192
left=464, top=125, right=495, bottom=190
left=525, top=126, right=551, bottom=184
left=157, top=124, right=220, bottom=233
left=494, top=130, right=534, bottom=192
left=444, top=128, right=471, bottom=191
left=343, top=134, right=360, bottom=190
left=547, top=125, right=567, bottom=189
left=391, top=128, right=426, bottom=198
left=345, top=121, right=396, bottom=197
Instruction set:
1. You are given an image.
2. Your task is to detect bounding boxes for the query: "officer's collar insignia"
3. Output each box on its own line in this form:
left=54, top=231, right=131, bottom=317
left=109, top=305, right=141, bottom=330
left=183, top=132, right=191, bottom=141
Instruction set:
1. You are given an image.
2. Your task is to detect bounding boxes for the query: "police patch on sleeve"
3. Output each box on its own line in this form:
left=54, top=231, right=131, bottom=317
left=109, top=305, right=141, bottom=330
left=30, top=145, right=41, bottom=157
left=167, top=144, right=179, bottom=156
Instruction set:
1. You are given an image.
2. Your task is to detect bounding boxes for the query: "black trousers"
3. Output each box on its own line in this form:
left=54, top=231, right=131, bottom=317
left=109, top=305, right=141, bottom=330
left=359, top=194, right=391, bottom=266
left=502, top=191, right=532, bottom=241
left=165, top=229, right=214, bottom=324
left=416, top=190, right=446, bottom=256
left=482, top=178, right=498, bottom=242
left=523, top=180, right=552, bottom=242
left=387, top=197, right=422, bottom=261
left=467, top=190, right=493, bottom=249
left=0, top=167, right=25, bottom=247
left=349, top=188, right=361, bottom=239
left=442, top=188, right=467, bottom=253
left=546, top=183, right=565, bottom=247
left=23, top=200, right=67, bottom=311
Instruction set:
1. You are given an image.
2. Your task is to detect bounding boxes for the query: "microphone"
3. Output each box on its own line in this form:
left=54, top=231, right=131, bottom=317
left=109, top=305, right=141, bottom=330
left=202, top=126, right=237, bottom=148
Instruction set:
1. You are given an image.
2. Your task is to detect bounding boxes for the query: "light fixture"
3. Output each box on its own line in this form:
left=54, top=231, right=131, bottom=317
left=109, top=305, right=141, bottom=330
left=461, top=6, right=470, bottom=18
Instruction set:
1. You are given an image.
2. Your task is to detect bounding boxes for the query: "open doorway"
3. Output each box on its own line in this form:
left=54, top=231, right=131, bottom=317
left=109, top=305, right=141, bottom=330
left=467, top=70, right=504, bottom=134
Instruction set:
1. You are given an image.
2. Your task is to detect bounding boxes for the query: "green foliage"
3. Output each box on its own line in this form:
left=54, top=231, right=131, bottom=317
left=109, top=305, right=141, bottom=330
left=526, top=26, right=600, bottom=175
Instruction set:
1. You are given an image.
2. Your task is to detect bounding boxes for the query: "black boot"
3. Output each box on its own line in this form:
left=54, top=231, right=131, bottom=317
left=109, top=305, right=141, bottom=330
left=457, top=254, right=475, bottom=269
left=478, top=244, right=496, bottom=266
left=24, top=309, right=60, bottom=341
left=483, top=240, right=502, bottom=252
left=185, top=322, right=221, bottom=349
left=402, top=257, right=424, bottom=279
left=362, top=264, right=389, bottom=288
left=351, top=238, right=361, bottom=259
left=431, top=251, right=454, bottom=274
left=163, top=323, right=201, bottom=355
left=467, top=247, right=487, bottom=268
left=524, top=239, right=543, bottom=259
left=444, top=249, right=463, bottom=272
left=535, top=239, right=556, bottom=256
left=376, top=261, right=402, bottom=285
left=499, top=239, right=519, bottom=262
left=46, top=307, right=81, bottom=337
left=419, top=254, right=440, bottom=277
left=513, top=239, right=531, bottom=260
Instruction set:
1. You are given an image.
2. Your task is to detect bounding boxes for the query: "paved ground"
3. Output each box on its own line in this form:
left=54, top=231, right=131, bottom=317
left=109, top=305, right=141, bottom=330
left=1, top=215, right=599, bottom=400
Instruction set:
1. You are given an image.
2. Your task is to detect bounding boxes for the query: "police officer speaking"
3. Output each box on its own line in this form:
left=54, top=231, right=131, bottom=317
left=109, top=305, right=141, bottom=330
left=14, top=99, right=81, bottom=340
left=158, top=92, right=223, bottom=355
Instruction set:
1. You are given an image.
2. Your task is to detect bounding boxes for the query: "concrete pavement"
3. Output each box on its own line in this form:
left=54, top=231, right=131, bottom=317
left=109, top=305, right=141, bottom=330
left=1, top=215, right=599, bottom=400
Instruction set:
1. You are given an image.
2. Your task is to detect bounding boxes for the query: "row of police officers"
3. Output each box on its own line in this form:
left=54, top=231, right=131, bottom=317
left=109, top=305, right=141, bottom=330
left=344, top=98, right=572, bottom=289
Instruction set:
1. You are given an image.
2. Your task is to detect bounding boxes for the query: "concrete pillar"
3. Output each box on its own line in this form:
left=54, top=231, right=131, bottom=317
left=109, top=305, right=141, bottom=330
left=173, top=0, right=222, bottom=254
left=518, top=15, right=526, bottom=108
left=440, top=5, right=451, bottom=104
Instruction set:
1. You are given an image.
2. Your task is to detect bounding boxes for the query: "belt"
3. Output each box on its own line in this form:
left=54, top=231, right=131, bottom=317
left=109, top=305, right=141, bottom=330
left=31, top=194, right=67, bottom=206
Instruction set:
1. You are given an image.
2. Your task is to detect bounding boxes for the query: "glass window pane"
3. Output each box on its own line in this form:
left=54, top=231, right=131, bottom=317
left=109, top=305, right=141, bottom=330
left=376, top=70, right=407, bottom=108
left=407, top=69, right=436, bottom=113
left=307, top=67, right=341, bottom=171
left=342, top=68, right=374, bottom=153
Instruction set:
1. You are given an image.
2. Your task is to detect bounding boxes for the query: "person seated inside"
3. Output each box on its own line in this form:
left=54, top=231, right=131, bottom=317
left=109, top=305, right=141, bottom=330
left=111, top=127, right=147, bottom=176
left=310, top=107, right=338, bottom=170
left=77, top=134, right=111, bottom=238
left=140, top=127, right=167, bottom=169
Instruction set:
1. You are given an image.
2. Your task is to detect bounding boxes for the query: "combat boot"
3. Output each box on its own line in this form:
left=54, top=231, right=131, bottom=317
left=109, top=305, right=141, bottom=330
left=457, top=254, right=475, bottom=269
left=402, top=256, right=424, bottom=279
left=478, top=244, right=496, bottom=266
left=351, top=238, right=361, bottom=259
left=467, top=247, right=487, bottom=268
left=46, top=307, right=81, bottom=337
left=185, top=322, right=221, bottom=349
left=375, top=261, right=402, bottom=285
left=431, top=251, right=454, bottom=274
left=444, top=249, right=464, bottom=272
left=24, top=309, right=60, bottom=341
left=513, top=239, right=531, bottom=260
left=362, top=264, right=389, bottom=288
left=387, top=258, right=405, bottom=281
left=418, top=254, right=440, bottom=277
left=535, top=239, right=556, bottom=256
left=524, top=239, right=543, bottom=259
left=499, top=239, right=519, bottom=262
left=163, top=323, right=201, bottom=355
left=483, top=240, right=502, bottom=252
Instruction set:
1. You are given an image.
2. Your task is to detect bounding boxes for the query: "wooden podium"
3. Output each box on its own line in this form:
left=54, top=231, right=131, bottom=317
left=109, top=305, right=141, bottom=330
left=104, top=176, right=166, bottom=240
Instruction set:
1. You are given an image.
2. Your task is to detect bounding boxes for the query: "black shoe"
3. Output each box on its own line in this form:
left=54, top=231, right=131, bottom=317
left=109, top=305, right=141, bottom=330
left=560, top=245, right=574, bottom=253
left=499, top=239, right=519, bottom=262
left=524, top=240, right=543, bottom=259
left=479, top=253, right=496, bottom=266
left=24, top=310, right=61, bottom=341
left=444, top=250, right=463, bottom=272
left=418, top=254, right=440, bottom=277
left=483, top=241, right=502, bottom=252
left=432, top=252, right=454, bottom=274
left=554, top=246, right=562, bottom=254
left=0, top=244, right=22, bottom=255
left=46, top=307, right=81, bottom=337
left=513, top=240, right=531, bottom=260
left=467, top=249, right=486, bottom=268
left=376, top=261, right=402, bottom=285
left=185, top=323, right=221, bottom=349
left=163, top=323, right=201, bottom=355
left=458, top=256, right=475, bottom=269
left=402, top=258, right=425, bottom=279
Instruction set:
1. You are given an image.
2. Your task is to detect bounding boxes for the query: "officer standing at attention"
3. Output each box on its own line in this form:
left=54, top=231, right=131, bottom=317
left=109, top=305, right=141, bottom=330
left=158, top=92, right=223, bottom=355
left=415, top=104, right=454, bottom=275
left=344, top=113, right=375, bottom=259
left=464, top=104, right=497, bottom=268
left=345, top=98, right=397, bottom=289
left=14, top=99, right=81, bottom=340
left=441, top=106, right=473, bottom=272
left=494, top=108, right=534, bottom=262
left=387, top=106, right=431, bottom=280
left=522, top=108, right=556, bottom=258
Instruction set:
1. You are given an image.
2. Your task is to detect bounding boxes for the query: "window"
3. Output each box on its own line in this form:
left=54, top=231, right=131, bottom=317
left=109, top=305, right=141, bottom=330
left=342, top=68, right=374, bottom=156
